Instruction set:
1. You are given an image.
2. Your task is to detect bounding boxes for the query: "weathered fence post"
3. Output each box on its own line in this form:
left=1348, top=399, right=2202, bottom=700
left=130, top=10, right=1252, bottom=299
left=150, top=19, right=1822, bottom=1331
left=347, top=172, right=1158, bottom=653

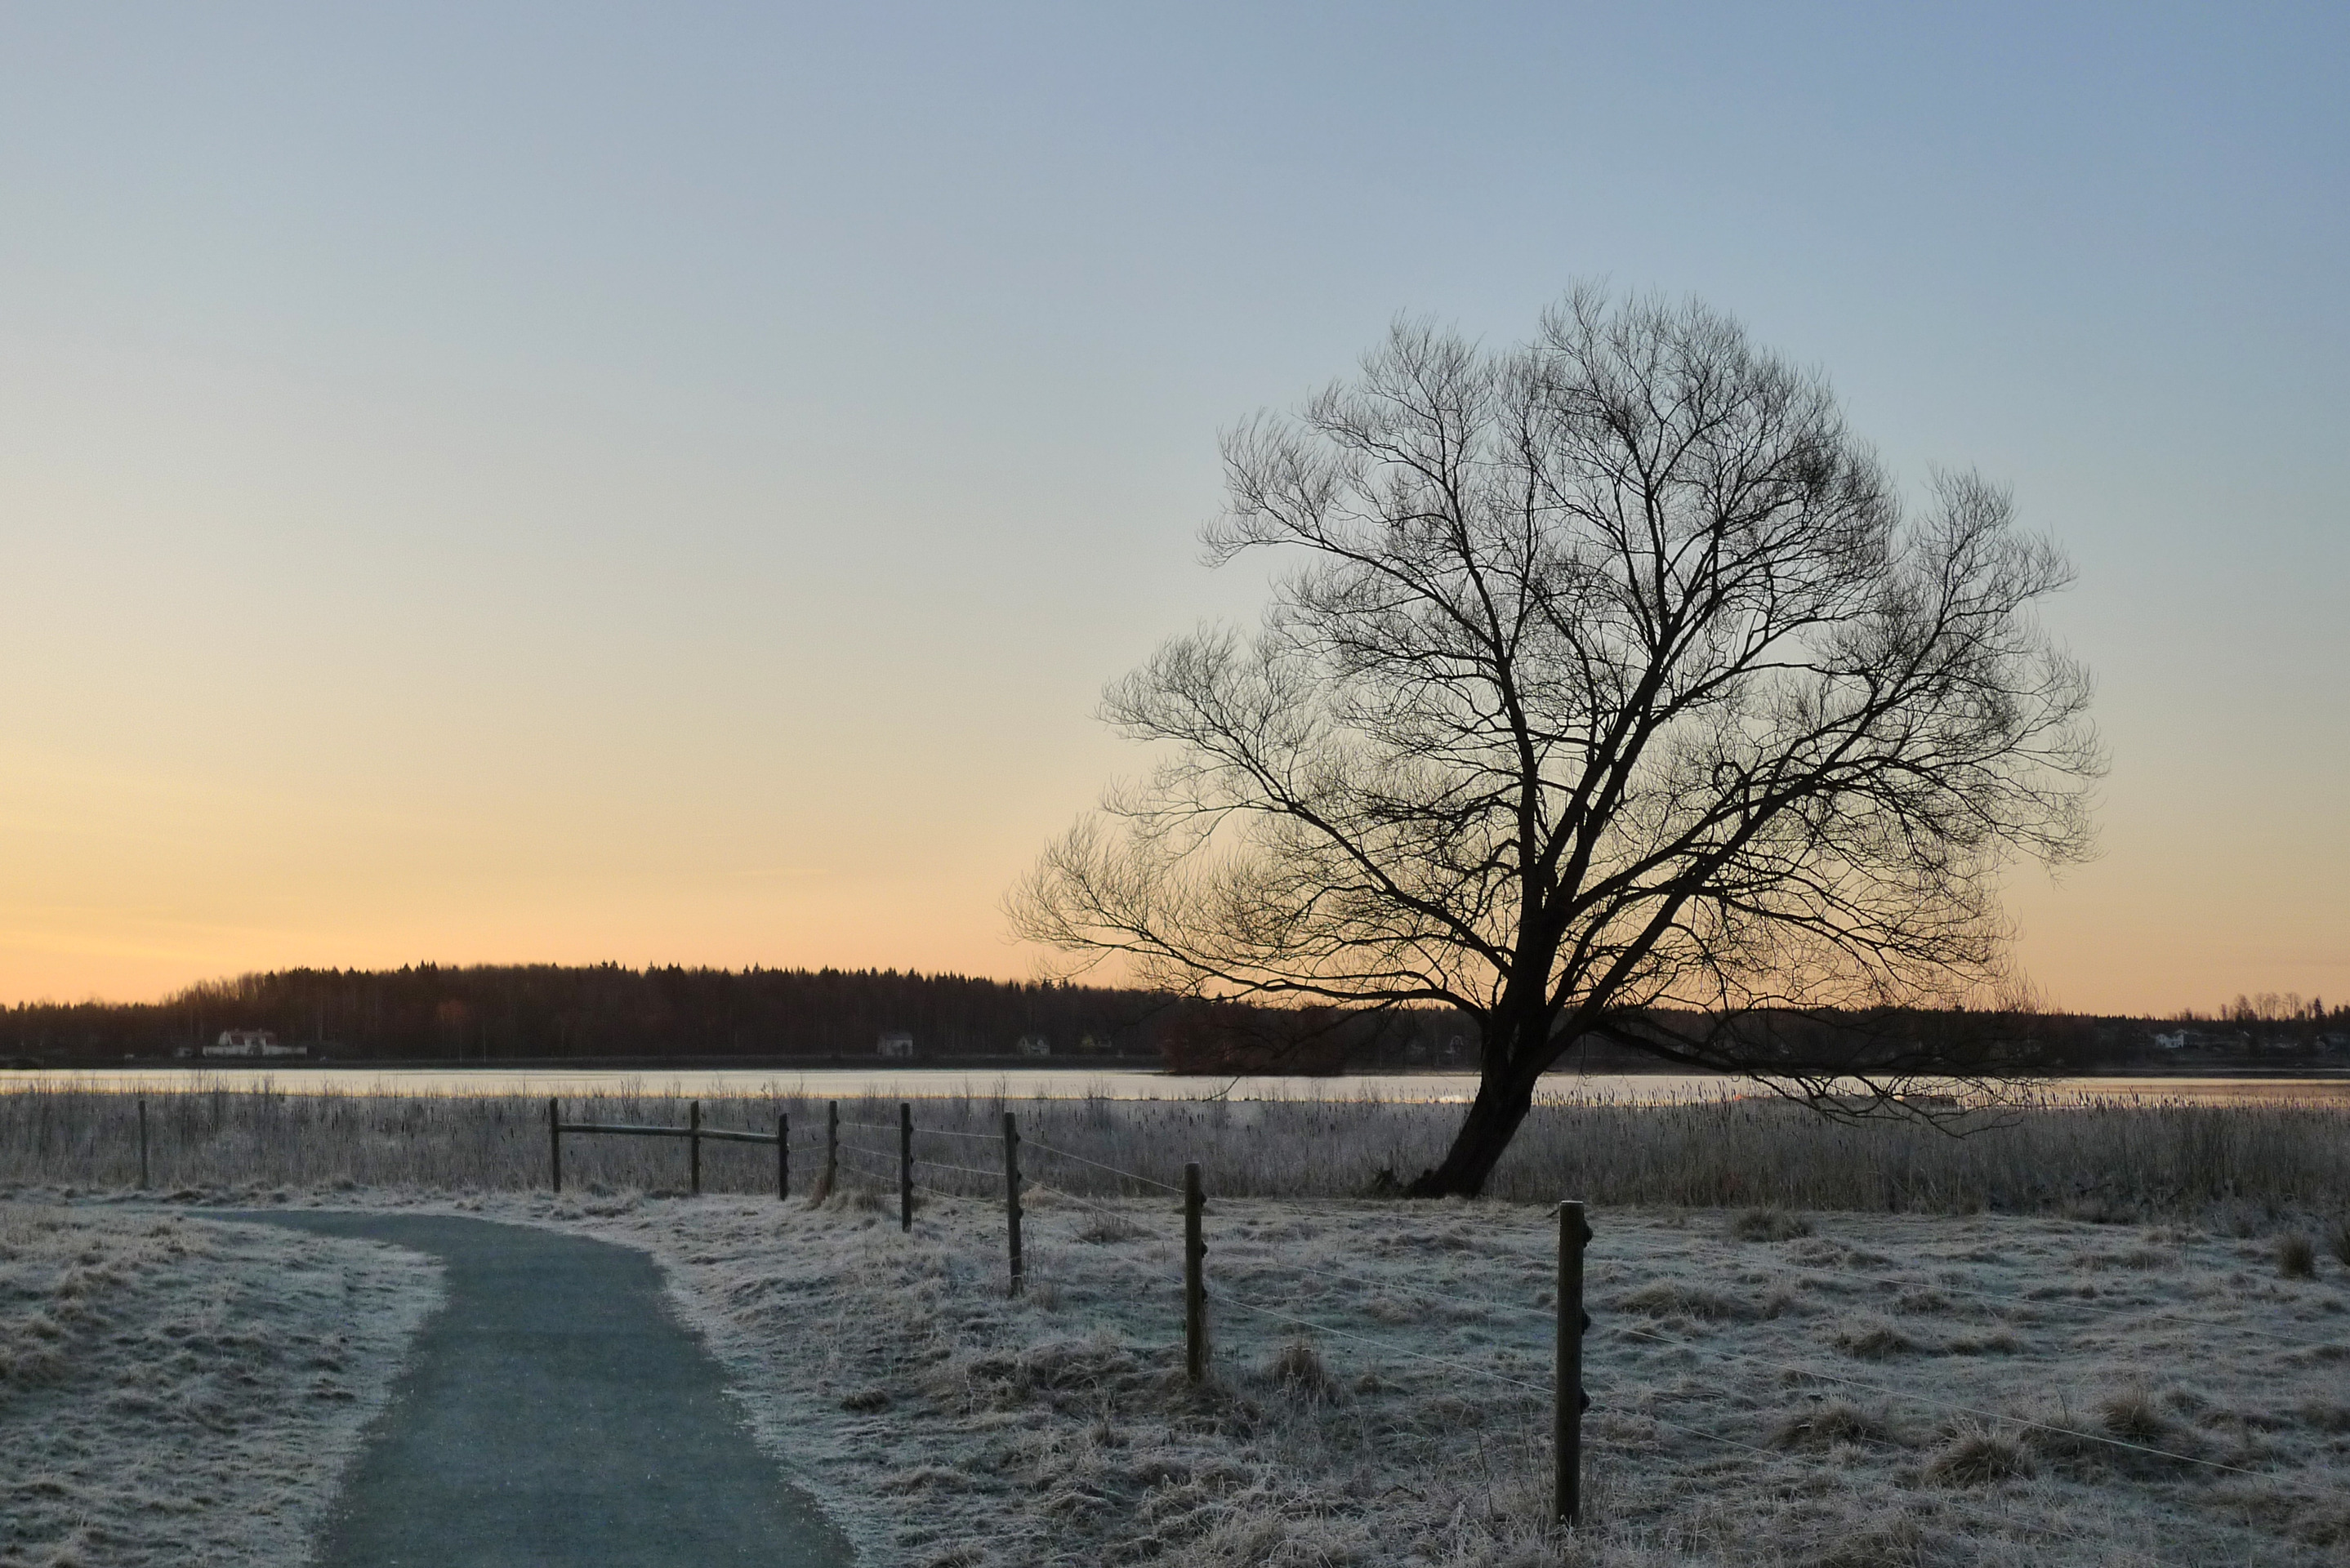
left=1184, top=1160, right=1206, bottom=1384
left=777, top=1111, right=789, bottom=1200
left=549, top=1098, right=563, bottom=1193
left=137, top=1098, right=149, bottom=1189
left=1556, top=1199, right=1591, bottom=1528
left=898, top=1102, right=913, bottom=1232
left=689, top=1100, right=702, bottom=1196
left=824, top=1100, right=838, bottom=1198
left=1001, top=1110, right=1023, bottom=1295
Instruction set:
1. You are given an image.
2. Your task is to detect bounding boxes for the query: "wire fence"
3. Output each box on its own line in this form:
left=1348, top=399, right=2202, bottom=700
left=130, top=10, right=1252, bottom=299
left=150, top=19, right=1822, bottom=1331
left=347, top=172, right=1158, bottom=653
left=7, top=1086, right=2336, bottom=1555
left=785, top=1099, right=2332, bottom=1559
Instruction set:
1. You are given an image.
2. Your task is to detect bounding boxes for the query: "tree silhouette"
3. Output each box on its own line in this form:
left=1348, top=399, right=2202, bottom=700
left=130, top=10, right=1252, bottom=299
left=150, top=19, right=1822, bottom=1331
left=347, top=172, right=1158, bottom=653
left=1014, top=288, right=2103, bottom=1195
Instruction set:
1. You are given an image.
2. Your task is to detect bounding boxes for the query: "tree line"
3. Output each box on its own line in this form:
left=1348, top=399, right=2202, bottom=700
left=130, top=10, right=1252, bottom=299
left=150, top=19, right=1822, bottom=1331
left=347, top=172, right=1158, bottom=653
left=4, top=964, right=1175, bottom=1063
left=3, top=961, right=2338, bottom=1070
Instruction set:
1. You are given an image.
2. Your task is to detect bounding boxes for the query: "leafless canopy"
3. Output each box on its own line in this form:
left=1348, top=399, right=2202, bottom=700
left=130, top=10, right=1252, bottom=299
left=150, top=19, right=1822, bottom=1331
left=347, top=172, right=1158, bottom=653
left=1012, top=289, right=2102, bottom=1193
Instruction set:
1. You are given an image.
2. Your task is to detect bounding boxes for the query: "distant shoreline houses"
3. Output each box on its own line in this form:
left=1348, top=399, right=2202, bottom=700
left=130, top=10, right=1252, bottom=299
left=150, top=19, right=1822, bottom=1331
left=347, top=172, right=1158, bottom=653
left=190, top=1028, right=309, bottom=1061
left=873, top=1031, right=1083, bottom=1058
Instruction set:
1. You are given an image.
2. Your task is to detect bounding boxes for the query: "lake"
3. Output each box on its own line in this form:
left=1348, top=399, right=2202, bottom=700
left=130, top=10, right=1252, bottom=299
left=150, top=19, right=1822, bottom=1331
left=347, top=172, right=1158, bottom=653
left=6, top=1066, right=2346, bottom=1107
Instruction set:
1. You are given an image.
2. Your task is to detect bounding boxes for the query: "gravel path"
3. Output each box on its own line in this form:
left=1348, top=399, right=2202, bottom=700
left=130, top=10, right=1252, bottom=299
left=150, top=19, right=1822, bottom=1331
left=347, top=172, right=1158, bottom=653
left=208, top=1212, right=856, bottom=1567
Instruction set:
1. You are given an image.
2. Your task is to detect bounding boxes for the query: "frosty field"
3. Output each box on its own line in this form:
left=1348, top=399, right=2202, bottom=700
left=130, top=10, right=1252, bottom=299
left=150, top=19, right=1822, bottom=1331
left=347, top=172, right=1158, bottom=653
left=484, top=1187, right=2350, bottom=1566
left=0, top=1203, right=441, bottom=1567
left=4, top=1083, right=2347, bottom=1565
left=12, top=1180, right=2335, bottom=1567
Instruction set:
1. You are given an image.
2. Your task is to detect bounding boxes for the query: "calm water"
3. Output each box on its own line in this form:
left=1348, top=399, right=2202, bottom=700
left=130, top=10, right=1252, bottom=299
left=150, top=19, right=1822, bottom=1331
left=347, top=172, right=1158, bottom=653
left=4, top=1066, right=2345, bottom=1107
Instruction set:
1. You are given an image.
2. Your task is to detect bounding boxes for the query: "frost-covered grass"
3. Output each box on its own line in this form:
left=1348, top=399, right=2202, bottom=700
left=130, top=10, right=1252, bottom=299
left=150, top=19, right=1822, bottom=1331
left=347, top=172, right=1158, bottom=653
left=6, top=1083, right=2348, bottom=1218
left=102, top=1179, right=2350, bottom=1566
left=0, top=1201, right=441, bottom=1567
left=10, top=1080, right=2348, bottom=1563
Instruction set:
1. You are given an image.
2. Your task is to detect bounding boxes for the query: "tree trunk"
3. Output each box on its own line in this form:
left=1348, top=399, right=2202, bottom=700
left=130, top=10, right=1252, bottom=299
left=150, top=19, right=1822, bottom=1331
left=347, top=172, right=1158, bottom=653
left=1403, top=1049, right=1547, bottom=1197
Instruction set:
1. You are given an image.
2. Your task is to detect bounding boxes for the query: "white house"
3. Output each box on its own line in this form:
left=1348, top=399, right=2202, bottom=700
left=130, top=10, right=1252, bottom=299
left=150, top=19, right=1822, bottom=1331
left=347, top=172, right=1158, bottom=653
left=1015, top=1034, right=1050, bottom=1058
left=203, top=1029, right=307, bottom=1060
left=876, top=1031, right=915, bottom=1058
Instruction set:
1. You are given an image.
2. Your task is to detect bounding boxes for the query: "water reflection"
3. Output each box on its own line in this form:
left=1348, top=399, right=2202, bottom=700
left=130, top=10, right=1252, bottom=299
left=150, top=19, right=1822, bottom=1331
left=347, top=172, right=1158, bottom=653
left=2, top=1066, right=2343, bottom=1107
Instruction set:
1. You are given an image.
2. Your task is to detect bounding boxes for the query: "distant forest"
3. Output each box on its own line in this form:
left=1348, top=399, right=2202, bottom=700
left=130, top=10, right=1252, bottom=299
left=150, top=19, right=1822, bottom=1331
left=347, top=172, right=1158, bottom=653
left=2, top=964, right=2343, bottom=1072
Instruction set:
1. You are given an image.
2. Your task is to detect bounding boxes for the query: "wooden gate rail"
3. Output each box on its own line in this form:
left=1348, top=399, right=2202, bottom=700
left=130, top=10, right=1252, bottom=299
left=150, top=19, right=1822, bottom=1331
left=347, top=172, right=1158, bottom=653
left=547, top=1098, right=788, bottom=1200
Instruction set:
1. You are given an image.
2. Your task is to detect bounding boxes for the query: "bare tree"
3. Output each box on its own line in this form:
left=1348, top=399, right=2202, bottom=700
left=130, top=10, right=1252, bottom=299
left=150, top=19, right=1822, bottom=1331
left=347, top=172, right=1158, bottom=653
left=1011, top=289, right=2102, bottom=1196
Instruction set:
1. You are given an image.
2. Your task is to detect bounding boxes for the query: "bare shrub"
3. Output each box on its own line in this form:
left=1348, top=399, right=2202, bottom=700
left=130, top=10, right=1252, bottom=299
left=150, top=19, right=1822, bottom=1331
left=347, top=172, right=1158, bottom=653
left=1772, top=1399, right=1898, bottom=1450
left=2276, top=1233, right=2317, bottom=1280
left=1076, top=1213, right=1148, bottom=1244
left=2214, top=1200, right=2269, bottom=1239
left=1805, top=1517, right=1928, bottom=1568
left=1830, top=1316, right=1919, bottom=1359
left=1728, top=1207, right=1813, bottom=1242
left=1924, top=1421, right=2033, bottom=1486
left=1264, top=1336, right=1338, bottom=1401
left=833, top=1186, right=891, bottom=1216
left=2098, top=1387, right=2183, bottom=1445
left=2298, top=1401, right=2350, bottom=1433
left=2081, top=1245, right=2173, bottom=1270
left=1613, top=1281, right=1769, bottom=1321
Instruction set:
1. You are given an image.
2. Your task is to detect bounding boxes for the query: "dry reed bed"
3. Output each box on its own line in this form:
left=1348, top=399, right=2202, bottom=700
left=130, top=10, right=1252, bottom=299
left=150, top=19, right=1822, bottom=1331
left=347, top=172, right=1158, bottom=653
left=0, top=1202, right=441, bottom=1566
left=5, top=1084, right=2347, bottom=1220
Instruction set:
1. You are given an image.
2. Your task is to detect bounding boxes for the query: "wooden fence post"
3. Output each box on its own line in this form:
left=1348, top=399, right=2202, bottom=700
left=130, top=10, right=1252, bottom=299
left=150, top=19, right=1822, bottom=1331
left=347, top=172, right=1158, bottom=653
left=824, top=1100, right=838, bottom=1198
left=549, top=1098, right=563, bottom=1193
left=777, top=1111, right=789, bottom=1200
left=689, top=1100, right=702, bottom=1196
left=1556, top=1199, right=1591, bottom=1528
left=898, top=1102, right=912, bottom=1232
left=137, top=1098, right=149, bottom=1190
left=1001, top=1111, right=1023, bottom=1295
left=1184, top=1160, right=1206, bottom=1384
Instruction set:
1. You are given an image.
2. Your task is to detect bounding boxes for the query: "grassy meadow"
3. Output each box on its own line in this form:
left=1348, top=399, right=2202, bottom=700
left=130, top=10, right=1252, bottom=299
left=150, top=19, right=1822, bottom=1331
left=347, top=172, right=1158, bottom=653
left=6, top=1082, right=2346, bottom=1564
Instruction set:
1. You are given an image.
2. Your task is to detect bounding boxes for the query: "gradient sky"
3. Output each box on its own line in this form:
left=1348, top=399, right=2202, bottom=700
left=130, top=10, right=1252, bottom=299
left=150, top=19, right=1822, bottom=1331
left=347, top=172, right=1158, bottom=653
left=2, top=2, right=2343, bottom=1013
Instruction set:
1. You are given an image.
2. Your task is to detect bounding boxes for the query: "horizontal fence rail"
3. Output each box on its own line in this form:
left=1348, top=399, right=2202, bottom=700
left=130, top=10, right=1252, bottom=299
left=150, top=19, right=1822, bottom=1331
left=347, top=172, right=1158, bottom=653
left=549, top=1099, right=789, bottom=1200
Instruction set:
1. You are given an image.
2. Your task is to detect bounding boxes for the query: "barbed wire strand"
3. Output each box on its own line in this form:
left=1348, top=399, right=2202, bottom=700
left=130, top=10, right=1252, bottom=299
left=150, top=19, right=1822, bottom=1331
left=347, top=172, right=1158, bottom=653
left=1603, top=1321, right=2265, bottom=1477
left=899, top=1211, right=2145, bottom=1555
left=1019, top=1185, right=1174, bottom=1226
left=872, top=1213, right=2093, bottom=1552
left=914, top=1158, right=1006, bottom=1183
left=1019, top=1249, right=1184, bottom=1302
left=1202, top=1250, right=1553, bottom=1328
left=1465, top=1224, right=2348, bottom=1357
left=1019, top=1138, right=1185, bottom=1193
left=1209, top=1286, right=1550, bottom=1396
left=1487, top=1222, right=2341, bottom=1335
left=787, top=1193, right=2266, bottom=1554
left=1623, top=1241, right=2348, bottom=1356
left=1590, top=1397, right=2095, bottom=1547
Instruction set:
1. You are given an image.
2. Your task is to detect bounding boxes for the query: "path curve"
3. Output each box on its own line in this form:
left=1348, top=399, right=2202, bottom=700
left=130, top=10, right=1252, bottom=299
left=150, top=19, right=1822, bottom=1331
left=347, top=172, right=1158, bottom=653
left=207, top=1212, right=856, bottom=1567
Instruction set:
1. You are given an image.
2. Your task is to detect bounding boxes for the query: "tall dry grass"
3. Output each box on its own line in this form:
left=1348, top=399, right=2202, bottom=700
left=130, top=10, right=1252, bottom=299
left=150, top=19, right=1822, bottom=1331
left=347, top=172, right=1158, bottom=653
left=4, top=1080, right=2344, bottom=1219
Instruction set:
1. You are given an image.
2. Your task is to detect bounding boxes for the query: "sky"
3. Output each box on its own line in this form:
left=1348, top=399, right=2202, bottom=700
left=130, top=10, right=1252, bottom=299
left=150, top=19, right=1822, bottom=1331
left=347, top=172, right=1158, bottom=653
left=2, top=2, right=2343, bottom=1014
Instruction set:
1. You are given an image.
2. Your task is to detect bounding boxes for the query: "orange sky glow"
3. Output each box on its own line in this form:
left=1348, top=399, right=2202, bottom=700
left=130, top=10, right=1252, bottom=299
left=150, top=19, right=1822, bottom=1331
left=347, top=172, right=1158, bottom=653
left=4, top=8, right=2343, bottom=1017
